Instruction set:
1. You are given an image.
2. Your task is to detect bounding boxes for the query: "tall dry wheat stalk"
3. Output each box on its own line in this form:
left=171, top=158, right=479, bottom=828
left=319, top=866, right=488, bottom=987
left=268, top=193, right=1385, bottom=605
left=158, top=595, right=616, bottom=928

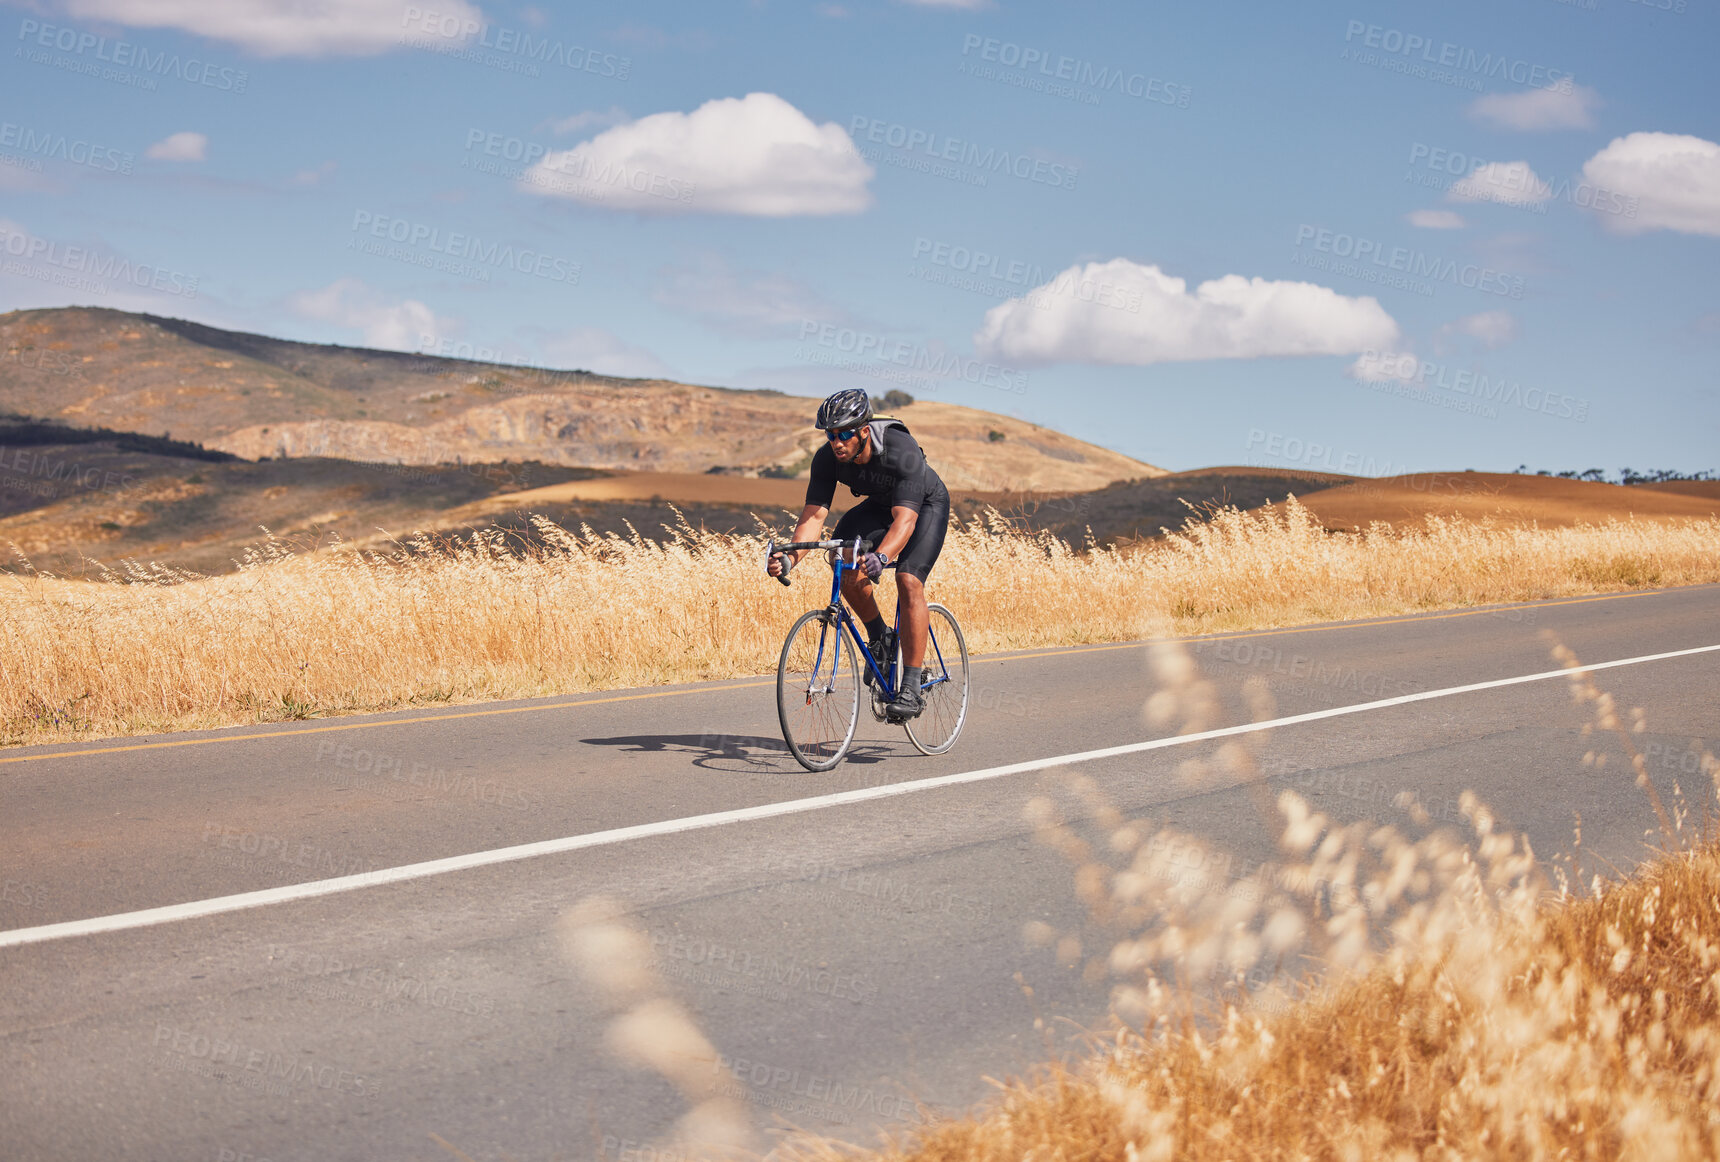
left=3, top=500, right=1718, bottom=745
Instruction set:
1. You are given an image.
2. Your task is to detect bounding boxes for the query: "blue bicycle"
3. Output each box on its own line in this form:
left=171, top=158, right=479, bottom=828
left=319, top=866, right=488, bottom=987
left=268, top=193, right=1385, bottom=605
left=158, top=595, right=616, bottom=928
left=767, top=536, right=969, bottom=772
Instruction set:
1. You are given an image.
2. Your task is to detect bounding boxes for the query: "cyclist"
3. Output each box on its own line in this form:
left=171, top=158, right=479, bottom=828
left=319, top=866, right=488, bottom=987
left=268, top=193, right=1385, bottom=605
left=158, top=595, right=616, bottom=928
left=767, top=388, right=950, bottom=722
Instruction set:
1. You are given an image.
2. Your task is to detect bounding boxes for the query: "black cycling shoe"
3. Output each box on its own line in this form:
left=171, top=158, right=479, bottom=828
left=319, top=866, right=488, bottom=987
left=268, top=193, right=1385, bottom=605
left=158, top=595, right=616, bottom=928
left=885, top=679, right=924, bottom=723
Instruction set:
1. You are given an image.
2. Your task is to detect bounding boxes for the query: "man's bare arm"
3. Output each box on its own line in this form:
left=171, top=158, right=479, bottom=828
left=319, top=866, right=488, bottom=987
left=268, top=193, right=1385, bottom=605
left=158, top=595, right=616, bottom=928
left=768, top=503, right=829, bottom=576
left=875, top=506, right=919, bottom=563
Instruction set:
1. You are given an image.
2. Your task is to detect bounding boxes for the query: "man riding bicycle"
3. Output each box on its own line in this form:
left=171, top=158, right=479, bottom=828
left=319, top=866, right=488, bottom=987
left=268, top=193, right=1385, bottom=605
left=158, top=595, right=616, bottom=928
left=767, top=388, right=950, bottom=722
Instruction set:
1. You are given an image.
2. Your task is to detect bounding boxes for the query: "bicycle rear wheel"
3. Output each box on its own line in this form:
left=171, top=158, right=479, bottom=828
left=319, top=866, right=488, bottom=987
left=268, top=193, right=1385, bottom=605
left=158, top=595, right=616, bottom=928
left=905, top=603, right=968, bottom=756
left=777, top=610, right=860, bottom=772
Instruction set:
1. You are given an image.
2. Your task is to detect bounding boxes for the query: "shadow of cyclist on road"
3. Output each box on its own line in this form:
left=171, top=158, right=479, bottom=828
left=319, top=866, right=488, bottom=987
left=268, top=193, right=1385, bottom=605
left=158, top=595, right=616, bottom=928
left=579, top=732, right=893, bottom=774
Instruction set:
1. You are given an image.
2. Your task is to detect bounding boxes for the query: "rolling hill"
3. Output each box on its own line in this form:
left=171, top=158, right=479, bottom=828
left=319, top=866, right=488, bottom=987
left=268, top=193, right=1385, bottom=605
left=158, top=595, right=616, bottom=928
left=0, top=306, right=1162, bottom=491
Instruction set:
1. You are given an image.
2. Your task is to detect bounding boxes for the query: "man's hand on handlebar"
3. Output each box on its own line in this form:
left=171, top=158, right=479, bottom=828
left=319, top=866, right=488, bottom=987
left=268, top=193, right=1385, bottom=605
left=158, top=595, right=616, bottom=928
left=859, top=550, right=891, bottom=580
left=767, top=551, right=793, bottom=579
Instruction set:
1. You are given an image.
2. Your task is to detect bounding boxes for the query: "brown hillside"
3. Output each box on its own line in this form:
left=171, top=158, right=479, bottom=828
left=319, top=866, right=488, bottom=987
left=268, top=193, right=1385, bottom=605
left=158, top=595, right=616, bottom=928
left=0, top=306, right=1161, bottom=491
left=1640, top=479, right=1720, bottom=500
left=1278, top=472, right=1720, bottom=530
left=0, top=437, right=603, bottom=576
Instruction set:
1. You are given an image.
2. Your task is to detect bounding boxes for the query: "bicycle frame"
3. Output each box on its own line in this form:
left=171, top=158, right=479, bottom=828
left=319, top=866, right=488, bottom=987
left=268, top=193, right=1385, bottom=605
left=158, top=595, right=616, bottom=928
left=770, top=536, right=951, bottom=703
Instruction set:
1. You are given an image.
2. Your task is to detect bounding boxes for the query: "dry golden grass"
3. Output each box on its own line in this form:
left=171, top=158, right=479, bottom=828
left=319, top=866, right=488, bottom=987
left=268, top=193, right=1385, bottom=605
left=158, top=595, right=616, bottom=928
left=4, top=499, right=1719, bottom=745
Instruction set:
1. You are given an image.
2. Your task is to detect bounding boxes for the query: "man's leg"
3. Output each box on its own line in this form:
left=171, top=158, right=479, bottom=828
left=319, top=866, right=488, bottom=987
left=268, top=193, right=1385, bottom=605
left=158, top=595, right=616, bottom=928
left=896, top=573, right=928, bottom=667
left=840, top=570, right=883, bottom=626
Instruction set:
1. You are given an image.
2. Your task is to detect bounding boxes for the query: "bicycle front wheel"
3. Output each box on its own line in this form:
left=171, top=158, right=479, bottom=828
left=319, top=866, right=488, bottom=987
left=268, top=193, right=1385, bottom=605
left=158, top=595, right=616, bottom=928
left=905, top=603, right=968, bottom=756
left=777, top=610, right=860, bottom=772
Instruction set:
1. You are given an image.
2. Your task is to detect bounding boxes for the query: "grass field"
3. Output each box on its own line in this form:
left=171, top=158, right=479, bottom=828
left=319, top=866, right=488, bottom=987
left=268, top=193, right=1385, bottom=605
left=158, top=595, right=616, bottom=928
left=4, top=499, right=1719, bottom=745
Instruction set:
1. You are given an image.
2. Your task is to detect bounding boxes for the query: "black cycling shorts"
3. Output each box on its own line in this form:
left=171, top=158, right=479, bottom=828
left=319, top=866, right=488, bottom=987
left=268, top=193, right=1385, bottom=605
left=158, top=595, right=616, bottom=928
left=832, top=494, right=950, bottom=583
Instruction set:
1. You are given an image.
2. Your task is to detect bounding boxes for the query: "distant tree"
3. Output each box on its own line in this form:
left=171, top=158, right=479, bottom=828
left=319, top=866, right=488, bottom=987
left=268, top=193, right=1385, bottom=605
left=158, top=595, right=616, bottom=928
left=988, top=430, right=1006, bottom=442
left=1579, top=468, right=1605, bottom=482
left=878, top=390, right=915, bottom=410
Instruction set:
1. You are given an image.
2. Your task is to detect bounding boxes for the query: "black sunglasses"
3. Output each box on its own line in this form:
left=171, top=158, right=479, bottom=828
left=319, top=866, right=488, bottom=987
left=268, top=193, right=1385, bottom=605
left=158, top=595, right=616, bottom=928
left=826, top=427, right=862, bottom=442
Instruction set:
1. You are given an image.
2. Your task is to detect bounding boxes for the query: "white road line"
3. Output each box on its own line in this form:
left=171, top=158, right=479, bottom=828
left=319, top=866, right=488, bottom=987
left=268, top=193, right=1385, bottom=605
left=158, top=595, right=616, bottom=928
left=5, top=642, right=1717, bottom=950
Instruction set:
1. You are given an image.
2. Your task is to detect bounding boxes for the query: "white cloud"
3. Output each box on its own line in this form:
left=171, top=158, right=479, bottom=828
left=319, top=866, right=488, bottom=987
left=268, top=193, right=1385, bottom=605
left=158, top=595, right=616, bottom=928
left=145, top=131, right=207, bottom=162
left=1468, top=85, right=1601, bottom=131
left=292, top=161, right=338, bottom=186
left=1406, top=209, right=1466, bottom=230
left=973, top=260, right=1400, bottom=367
left=289, top=278, right=449, bottom=351
left=1349, top=349, right=1420, bottom=383
left=1436, top=310, right=1519, bottom=351
left=1580, top=131, right=1720, bottom=237
left=1447, top=161, right=1551, bottom=208
left=521, top=92, right=874, bottom=216
left=520, top=325, right=674, bottom=379
left=547, top=107, right=630, bottom=135
left=57, top=0, right=482, bottom=56
left=653, top=255, right=855, bottom=338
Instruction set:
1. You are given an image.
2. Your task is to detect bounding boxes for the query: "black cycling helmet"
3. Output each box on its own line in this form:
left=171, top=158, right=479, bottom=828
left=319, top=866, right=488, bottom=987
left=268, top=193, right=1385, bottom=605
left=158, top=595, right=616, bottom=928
left=815, top=388, right=872, bottom=430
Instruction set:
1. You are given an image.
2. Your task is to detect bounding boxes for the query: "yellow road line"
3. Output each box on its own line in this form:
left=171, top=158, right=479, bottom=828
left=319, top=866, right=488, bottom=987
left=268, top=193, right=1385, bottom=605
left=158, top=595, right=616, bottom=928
left=0, top=588, right=1670, bottom=766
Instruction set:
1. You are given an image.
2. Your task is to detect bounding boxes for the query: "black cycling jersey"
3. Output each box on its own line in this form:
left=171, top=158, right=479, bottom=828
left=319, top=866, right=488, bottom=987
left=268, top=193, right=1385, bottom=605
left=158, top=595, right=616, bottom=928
left=805, top=420, right=947, bottom=513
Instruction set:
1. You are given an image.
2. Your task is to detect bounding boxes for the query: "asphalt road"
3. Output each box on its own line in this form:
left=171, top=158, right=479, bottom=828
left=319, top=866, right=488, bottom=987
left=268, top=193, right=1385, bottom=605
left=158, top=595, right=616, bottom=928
left=2, top=585, right=1717, bottom=1161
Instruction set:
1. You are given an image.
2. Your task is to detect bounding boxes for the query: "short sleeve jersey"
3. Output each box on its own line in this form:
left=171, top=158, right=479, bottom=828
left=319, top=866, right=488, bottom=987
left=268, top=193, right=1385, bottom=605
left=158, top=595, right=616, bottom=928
left=805, top=420, right=946, bottom=513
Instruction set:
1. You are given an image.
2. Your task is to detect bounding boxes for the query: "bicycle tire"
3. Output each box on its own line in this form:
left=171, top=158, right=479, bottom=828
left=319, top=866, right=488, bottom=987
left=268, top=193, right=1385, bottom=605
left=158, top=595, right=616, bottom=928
left=904, top=603, right=968, bottom=756
left=777, top=609, right=860, bottom=772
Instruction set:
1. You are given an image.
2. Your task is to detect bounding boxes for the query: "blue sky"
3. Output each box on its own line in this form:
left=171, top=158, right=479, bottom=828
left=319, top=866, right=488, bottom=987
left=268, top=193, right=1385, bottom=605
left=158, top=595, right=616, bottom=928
left=1, top=0, right=1715, bottom=476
